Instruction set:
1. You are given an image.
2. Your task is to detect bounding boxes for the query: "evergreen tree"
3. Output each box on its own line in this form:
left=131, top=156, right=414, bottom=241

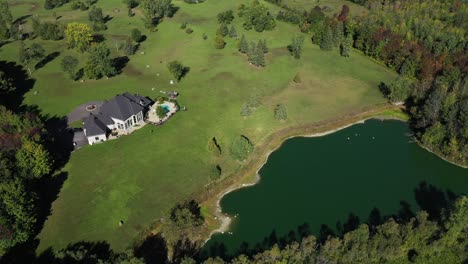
left=123, top=38, right=136, bottom=55
left=274, top=104, right=288, bottom=120
left=217, top=23, right=229, bottom=37
left=253, top=41, right=266, bottom=67
left=228, top=24, right=237, bottom=38
left=238, top=34, right=248, bottom=53
left=287, top=35, right=305, bottom=59
left=333, top=21, right=344, bottom=47
left=340, top=34, right=352, bottom=57
left=247, top=41, right=256, bottom=63
left=320, top=26, right=333, bottom=50
left=261, top=39, right=268, bottom=53
left=240, top=103, right=251, bottom=116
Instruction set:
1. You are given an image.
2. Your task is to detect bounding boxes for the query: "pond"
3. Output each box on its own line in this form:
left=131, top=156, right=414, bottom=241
left=202, top=120, right=468, bottom=259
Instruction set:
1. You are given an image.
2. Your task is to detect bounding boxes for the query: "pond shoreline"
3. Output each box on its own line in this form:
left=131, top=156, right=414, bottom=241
left=202, top=105, right=407, bottom=244
left=204, top=119, right=370, bottom=242
left=203, top=107, right=466, bottom=245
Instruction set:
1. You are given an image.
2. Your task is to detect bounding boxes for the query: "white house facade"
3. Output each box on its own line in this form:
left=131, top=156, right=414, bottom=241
left=83, top=93, right=152, bottom=145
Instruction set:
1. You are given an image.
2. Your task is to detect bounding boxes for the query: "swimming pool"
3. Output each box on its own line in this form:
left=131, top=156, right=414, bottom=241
left=162, top=105, right=170, bottom=112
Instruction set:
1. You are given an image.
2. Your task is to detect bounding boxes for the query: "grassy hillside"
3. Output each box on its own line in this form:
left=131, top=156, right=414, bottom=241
left=1, top=0, right=395, bottom=251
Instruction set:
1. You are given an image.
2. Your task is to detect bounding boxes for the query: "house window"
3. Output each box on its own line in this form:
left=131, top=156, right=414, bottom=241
left=95, top=137, right=99, bottom=140
left=133, top=115, right=137, bottom=124
left=118, top=123, right=123, bottom=129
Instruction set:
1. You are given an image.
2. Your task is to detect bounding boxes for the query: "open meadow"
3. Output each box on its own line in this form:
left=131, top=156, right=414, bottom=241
left=1, top=0, right=396, bottom=251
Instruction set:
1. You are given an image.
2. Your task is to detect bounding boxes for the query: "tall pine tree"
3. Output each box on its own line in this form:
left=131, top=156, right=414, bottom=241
left=253, top=41, right=265, bottom=67
left=333, top=21, right=344, bottom=47
left=247, top=41, right=256, bottom=63
left=340, top=34, right=352, bottom=57
left=228, top=25, right=237, bottom=38
left=258, top=39, right=268, bottom=53
left=238, top=34, right=248, bottom=53
left=320, top=26, right=333, bottom=51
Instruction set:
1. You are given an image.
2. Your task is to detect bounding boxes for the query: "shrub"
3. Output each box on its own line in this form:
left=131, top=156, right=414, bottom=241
left=202, top=33, right=208, bottom=40
left=274, top=104, right=287, bottom=120
left=230, top=135, right=254, bottom=161
left=293, top=73, right=301, bottom=83
left=217, top=10, right=234, bottom=24
left=240, top=103, right=252, bottom=116
left=180, top=22, right=187, bottom=29
left=185, top=28, right=193, bottom=34
left=214, top=35, right=225, bottom=49
left=210, top=165, right=222, bottom=181
left=131, top=28, right=142, bottom=42
left=217, top=24, right=229, bottom=37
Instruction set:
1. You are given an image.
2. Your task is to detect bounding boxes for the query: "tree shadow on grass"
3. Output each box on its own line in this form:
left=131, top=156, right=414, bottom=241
left=134, top=233, right=168, bottom=264
left=35, top=51, right=60, bottom=70
left=0, top=60, right=35, bottom=112
left=113, top=56, right=129, bottom=75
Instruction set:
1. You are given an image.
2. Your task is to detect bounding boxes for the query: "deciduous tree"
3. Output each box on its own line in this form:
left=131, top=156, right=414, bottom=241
left=61, top=56, right=79, bottom=80
left=84, top=43, right=116, bottom=79
left=65, top=22, right=93, bottom=52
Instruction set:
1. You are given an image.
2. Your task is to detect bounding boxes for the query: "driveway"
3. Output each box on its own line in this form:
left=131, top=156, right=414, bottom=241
left=67, top=101, right=104, bottom=125
left=73, top=129, right=88, bottom=149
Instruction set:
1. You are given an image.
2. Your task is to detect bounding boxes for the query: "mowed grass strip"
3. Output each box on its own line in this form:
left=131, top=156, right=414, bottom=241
left=3, top=0, right=395, bottom=251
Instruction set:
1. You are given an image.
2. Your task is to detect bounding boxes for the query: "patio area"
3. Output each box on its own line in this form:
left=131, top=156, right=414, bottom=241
left=147, top=101, right=178, bottom=124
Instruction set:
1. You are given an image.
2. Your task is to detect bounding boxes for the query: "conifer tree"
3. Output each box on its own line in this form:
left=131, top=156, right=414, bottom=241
left=217, top=23, right=228, bottom=37
left=261, top=39, right=268, bottom=53
left=333, top=21, right=344, bottom=47
left=228, top=24, right=237, bottom=38
left=340, top=34, right=352, bottom=57
left=247, top=41, right=256, bottom=63
left=254, top=41, right=265, bottom=67
left=238, top=34, right=248, bottom=53
left=320, top=26, right=333, bottom=50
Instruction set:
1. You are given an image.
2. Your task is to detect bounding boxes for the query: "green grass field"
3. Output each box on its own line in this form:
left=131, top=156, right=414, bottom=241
left=2, top=0, right=396, bottom=251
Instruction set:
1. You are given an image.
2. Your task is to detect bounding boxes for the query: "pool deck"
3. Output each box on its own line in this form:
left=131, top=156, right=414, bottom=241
left=147, top=101, right=178, bottom=124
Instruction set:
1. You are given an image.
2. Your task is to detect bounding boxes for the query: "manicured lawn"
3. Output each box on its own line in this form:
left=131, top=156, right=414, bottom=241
left=2, top=0, right=395, bottom=251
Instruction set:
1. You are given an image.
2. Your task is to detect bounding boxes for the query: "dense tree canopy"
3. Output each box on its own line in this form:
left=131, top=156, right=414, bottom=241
left=0, top=1, right=12, bottom=41
left=0, top=106, right=51, bottom=253
left=84, top=43, right=116, bottom=79
left=238, top=1, right=276, bottom=32
left=140, top=0, right=175, bottom=28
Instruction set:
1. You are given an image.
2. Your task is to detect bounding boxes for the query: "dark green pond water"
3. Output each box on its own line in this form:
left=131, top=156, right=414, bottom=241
left=202, top=120, right=468, bottom=259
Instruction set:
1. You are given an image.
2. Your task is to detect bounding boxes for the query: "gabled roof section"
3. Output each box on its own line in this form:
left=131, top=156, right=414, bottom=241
left=84, top=114, right=109, bottom=136
left=100, top=94, right=146, bottom=121
left=122, top=92, right=153, bottom=108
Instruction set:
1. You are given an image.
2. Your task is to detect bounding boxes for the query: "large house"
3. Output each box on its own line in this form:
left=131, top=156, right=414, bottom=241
left=83, top=93, right=153, bottom=145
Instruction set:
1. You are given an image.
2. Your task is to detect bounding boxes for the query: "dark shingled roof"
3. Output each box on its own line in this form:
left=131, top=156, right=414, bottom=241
left=83, top=93, right=153, bottom=137
left=83, top=114, right=109, bottom=136
left=100, top=93, right=152, bottom=121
